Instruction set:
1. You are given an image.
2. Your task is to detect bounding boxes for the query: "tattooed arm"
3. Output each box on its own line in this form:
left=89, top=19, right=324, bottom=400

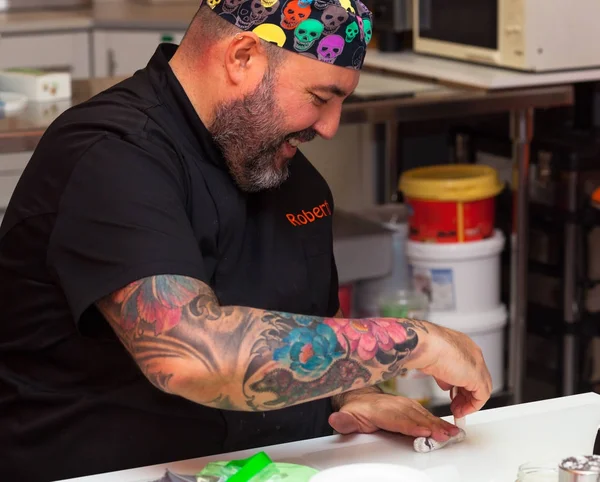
left=330, top=306, right=383, bottom=412
left=96, top=275, right=490, bottom=414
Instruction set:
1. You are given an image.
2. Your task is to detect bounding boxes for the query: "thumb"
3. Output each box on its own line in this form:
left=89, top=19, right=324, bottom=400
left=435, top=378, right=453, bottom=392
left=329, top=411, right=360, bottom=434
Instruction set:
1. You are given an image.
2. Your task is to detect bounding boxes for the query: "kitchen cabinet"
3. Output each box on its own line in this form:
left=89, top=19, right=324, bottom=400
left=0, top=31, right=91, bottom=78
left=93, top=30, right=185, bottom=77
left=0, top=151, right=31, bottom=212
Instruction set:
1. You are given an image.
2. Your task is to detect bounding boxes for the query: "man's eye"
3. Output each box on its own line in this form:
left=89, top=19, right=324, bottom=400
left=311, top=93, right=328, bottom=105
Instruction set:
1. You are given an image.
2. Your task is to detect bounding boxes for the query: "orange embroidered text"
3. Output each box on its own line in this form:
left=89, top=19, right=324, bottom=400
left=286, top=200, right=332, bottom=226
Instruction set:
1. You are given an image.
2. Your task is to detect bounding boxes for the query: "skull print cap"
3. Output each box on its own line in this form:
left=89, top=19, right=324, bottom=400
left=206, top=0, right=373, bottom=70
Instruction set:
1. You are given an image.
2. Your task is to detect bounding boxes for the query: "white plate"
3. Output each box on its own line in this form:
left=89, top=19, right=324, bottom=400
left=0, top=91, right=28, bottom=115
left=310, top=463, right=432, bottom=482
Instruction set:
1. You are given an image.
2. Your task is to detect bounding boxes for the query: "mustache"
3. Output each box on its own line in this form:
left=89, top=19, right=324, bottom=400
left=285, top=128, right=317, bottom=144
left=245, top=128, right=319, bottom=163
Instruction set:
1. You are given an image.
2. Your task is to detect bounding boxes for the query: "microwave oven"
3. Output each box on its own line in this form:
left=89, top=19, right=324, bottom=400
left=413, top=0, right=600, bottom=72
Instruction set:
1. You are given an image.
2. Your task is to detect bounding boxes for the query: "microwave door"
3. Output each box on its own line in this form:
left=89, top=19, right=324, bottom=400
left=418, top=0, right=498, bottom=50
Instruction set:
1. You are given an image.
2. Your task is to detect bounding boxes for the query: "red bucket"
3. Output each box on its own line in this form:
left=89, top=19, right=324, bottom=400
left=406, top=197, right=496, bottom=243
left=399, top=165, right=503, bottom=243
left=338, top=284, right=353, bottom=317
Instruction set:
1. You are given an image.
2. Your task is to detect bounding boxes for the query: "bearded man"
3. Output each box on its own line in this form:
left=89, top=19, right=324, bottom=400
left=0, top=2, right=492, bottom=481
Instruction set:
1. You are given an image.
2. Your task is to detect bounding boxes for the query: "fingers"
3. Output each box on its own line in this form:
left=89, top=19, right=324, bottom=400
left=450, top=386, right=488, bottom=418
left=411, top=402, right=460, bottom=438
left=435, top=378, right=453, bottom=391
left=378, top=402, right=457, bottom=442
left=328, top=411, right=361, bottom=435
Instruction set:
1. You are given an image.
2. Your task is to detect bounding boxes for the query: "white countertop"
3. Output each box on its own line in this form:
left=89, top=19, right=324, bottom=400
left=364, top=51, right=600, bottom=90
left=59, top=393, right=600, bottom=482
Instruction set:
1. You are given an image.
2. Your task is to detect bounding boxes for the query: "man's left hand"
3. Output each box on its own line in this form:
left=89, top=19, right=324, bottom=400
left=329, top=389, right=460, bottom=442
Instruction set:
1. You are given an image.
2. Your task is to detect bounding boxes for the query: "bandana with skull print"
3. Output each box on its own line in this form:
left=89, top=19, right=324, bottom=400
left=206, top=0, right=373, bottom=69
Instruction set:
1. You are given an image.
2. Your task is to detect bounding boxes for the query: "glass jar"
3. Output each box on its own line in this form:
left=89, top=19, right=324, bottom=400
left=378, top=289, right=428, bottom=320
left=516, top=463, right=559, bottom=482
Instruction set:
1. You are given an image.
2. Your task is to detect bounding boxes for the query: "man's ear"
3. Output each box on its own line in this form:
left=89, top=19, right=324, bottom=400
left=224, top=33, right=268, bottom=86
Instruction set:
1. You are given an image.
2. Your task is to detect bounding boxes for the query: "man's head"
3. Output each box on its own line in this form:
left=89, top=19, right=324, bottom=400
left=172, top=0, right=372, bottom=192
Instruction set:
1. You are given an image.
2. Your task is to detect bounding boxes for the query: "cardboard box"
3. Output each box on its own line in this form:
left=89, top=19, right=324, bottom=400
left=0, top=68, right=71, bottom=102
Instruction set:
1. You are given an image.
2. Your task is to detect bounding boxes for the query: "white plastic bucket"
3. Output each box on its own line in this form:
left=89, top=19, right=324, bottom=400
left=406, top=230, right=505, bottom=313
left=427, top=305, right=507, bottom=402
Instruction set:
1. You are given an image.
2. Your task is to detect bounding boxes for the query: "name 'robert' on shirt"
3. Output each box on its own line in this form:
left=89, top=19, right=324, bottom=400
left=286, top=200, right=332, bottom=227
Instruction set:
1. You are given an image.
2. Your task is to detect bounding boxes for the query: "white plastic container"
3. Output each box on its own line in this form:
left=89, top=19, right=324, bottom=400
left=354, top=204, right=410, bottom=317
left=428, top=305, right=507, bottom=402
left=407, top=230, right=505, bottom=313
left=310, top=464, right=433, bottom=482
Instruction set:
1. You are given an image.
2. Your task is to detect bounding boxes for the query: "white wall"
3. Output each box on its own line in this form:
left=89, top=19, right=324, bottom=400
left=301, top=124, right=377, bottom=212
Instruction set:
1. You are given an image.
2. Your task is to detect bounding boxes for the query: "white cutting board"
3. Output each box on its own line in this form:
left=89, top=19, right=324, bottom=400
left=58, top=394, right=600, bottom=482
left=288, top=396, right=600, bottom=481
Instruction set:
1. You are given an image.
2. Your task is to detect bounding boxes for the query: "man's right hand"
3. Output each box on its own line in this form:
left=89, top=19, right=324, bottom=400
left=409, top=323, right=493, bottom=418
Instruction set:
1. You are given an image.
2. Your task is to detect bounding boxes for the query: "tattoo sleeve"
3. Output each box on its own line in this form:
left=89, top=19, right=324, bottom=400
left=330, top=305, right=383, bottom=412
left=96, top=275, right=430, bottom=412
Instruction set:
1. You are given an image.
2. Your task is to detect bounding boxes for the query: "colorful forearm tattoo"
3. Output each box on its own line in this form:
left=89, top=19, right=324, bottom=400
left=97, top=275, right=428, bottom=411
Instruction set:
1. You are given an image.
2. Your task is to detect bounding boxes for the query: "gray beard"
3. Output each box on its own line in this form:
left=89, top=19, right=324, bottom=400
left=209, top=71, right=291, bottom=193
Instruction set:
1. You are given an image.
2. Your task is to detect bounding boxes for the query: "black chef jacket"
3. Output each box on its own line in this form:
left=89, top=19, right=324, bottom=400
left=0, top=44, right=339, bottom=482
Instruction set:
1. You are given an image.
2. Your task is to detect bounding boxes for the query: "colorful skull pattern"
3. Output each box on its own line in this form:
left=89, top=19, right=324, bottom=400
left=253, top=22, right=287, bottom=46
left=362, top=17, right=372, bottom=44
left=356, top=14, right=364, bottom=41
left=221, top=0, right=245, bottom=14
left=339, top=0, right=355, bottom=13
left=235, top=5, right=253, bottom=29
left=210, top=0, right=372, bottom=68
left=248, top=0, right=280, bottom=27
left=354, top=0, right=369, bottom=16
left=294, top=18, right=325, bottom=51
left=317, top=34, right=344, bottom=63
left=352, top=45, right=364, bottom=69
left=345, top=20, right=359, bottom=42
left=314, top=0, right=336, bottom=9
left=281, top=0, right=312, bottom=30
left=321, top=5, right=348, bottom=34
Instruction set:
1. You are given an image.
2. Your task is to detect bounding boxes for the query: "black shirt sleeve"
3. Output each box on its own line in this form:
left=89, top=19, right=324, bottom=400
left=329, top=254, right=341, bottom=315
left=47, top=135, right=207, bottom=325
left=327, top=193, right=340, bottom=317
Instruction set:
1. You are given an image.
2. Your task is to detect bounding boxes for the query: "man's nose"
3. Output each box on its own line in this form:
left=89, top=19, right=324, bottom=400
left=312, top=103, right=343, bottom=141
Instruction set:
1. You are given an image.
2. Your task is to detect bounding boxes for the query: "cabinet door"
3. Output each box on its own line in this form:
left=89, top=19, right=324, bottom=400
left=93, top=30, right=185, bottom=77
left=0, top=31, right=91, bottom=79
left=0, top=151, right=32, bottom=210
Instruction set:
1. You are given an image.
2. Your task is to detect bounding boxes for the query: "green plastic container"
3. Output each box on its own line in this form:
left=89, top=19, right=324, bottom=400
left=197, top=452, right=318, bottom=482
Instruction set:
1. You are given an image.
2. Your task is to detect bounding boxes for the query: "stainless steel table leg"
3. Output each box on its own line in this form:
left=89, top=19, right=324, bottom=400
left=385, top=120, right=399, bottom=203
left=563, top=171, right=579, bottom=396
left=509, top=108, right=534, bottom=404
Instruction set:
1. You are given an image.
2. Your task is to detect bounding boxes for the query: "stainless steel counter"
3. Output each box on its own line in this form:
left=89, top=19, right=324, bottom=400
left=0, top=73, right=573, bottom=155
left=0, top=8, right=92, bottom=33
